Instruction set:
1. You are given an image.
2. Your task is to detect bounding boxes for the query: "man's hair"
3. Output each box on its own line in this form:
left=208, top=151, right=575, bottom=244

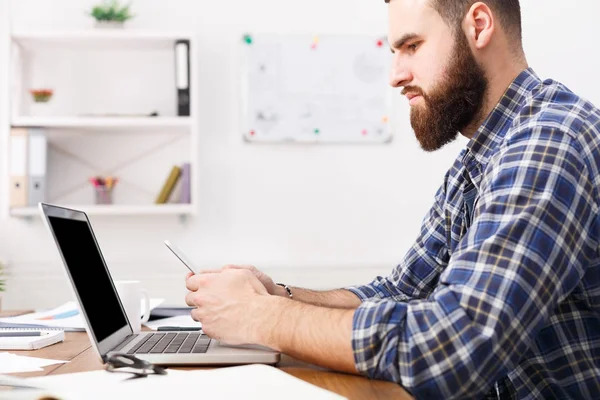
left=386, top=0, right=522, bottom=43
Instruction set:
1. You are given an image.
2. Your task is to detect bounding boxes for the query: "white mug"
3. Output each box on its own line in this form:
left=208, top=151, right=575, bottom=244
left=115, top=280, right=151, bottom=334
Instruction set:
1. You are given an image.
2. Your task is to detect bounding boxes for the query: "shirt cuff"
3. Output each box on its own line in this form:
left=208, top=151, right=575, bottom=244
left=346, top=277, right=412, bottom=303
left=346, top=285, right=375, bottom=302
left=351, top=299, right=408, bottom=382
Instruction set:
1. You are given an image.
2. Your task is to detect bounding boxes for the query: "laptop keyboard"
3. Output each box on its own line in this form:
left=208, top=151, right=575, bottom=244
left=121, top=332, right=212, bottom=354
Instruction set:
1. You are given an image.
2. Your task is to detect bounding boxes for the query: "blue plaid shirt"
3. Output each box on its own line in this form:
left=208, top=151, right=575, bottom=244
left=348, top=68, right=600, bottom=399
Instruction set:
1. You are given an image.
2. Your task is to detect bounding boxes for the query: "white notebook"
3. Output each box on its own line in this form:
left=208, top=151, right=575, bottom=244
left=0, top=329, right=64, bottom=350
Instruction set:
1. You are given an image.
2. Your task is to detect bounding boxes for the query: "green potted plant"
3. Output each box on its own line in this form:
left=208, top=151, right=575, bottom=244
left=90, top=0, right=134, bottom=28
left=30, top=88, right=53, bottom=103
left=29, top=88, right=54, bottom=116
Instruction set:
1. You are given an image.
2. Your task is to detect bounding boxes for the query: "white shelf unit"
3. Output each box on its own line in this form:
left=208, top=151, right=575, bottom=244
left=10, top=204, right=194, bottom=217
left=11, top=30, right=193, bottom=40
left=11, top=30, right=193, bottom=50
left=3, top=30, right=199, bottom=218
left=12, top=117, right=192, bottom=129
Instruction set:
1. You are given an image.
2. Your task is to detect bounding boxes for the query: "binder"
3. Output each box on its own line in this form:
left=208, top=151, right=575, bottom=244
left=155, top=166, right=182, bottom=204
left=180, top=162, right=191, bottom=204
left=175, top=39, right=191, bottom=116
left=167, top=174, right=183, bottom=203
left=27, top=128, right=47, bottom=206
left=9, top=128, right=28, bottom=208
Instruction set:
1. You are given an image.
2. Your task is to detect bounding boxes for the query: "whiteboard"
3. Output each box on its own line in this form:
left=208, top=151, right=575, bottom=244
left=241, top=34, right=393, bottom=144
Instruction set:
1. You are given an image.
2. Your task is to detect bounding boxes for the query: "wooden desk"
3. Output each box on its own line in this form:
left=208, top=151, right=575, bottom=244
left=3, top=313, right=412, bottom=399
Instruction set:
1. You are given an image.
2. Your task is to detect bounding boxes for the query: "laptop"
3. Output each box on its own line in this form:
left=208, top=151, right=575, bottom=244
left=39, top=203, right=280, bottom=365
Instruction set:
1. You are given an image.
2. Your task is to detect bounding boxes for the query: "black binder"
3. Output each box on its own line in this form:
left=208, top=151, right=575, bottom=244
left=175, top=39, right=190, bottom=116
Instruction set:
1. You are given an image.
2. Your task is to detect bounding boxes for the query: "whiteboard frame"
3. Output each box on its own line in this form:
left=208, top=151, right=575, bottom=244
left=240, top=34, right=394, bottom=145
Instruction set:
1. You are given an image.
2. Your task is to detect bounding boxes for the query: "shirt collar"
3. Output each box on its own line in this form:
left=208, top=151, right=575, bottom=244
left=462, top=68, right=542, bottom=184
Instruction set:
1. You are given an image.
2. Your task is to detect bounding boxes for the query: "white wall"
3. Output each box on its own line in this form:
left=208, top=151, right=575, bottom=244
left=1, top=0, right=599, bottom=309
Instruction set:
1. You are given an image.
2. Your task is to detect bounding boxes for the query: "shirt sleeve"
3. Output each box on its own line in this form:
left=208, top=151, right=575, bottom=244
left=351, top=127, right=598, bottom=399
left=347, top=179, right=451, bottom=302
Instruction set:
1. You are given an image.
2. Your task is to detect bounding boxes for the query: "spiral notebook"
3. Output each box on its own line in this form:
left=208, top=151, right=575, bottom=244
left=0, top=329, right=64, bottom=350
left=0, top=322, right=65, bottom=330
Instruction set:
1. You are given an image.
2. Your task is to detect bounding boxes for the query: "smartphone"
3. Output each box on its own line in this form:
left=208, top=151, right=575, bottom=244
left=164, top=240, right=200, bottom=274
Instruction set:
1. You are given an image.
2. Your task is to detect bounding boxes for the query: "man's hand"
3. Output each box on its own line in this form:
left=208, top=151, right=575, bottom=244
left=201, top=264, right=281, bottom=296
left=185, top=268, right=271, bottom=344
left=184, top=270, right=358, bottom=375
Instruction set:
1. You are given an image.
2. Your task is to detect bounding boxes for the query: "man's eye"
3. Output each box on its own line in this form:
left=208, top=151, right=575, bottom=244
left=408, top=43, right=418, bottom=51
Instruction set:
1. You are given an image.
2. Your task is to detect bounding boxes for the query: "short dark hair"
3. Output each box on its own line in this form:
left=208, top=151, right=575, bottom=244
left=385, top=0, right=522, bottom=43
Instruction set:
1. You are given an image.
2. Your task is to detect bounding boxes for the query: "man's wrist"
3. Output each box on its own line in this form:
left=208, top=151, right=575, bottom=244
left=252, top=295, right=287, bottom=350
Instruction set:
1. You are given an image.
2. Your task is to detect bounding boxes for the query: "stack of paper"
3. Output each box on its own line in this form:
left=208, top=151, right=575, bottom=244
left=0, top=353, right=68, bottom=374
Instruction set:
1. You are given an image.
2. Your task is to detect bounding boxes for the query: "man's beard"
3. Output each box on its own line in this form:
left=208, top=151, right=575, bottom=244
left=406, top=33, right=488, bottom=152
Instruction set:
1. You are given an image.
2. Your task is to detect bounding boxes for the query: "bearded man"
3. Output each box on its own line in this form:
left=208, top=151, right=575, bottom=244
left=184, top=1, right=600, bottom=398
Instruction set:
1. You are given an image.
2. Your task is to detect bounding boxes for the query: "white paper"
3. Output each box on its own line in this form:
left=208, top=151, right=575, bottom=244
left=144, top=314, right=201, bottom=330
left=0, top=370, right=188, bottom=399
left=0, top=299, right=164, bottom=330
left=0, top=353, right=68, bottom=374
left=31, top=368, right=189, bottom=388
left=16, top=365, right=345, bottom=400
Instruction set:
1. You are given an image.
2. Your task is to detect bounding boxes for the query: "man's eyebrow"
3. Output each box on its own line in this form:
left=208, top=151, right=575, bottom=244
left=389, top=33, right=419, bottom=53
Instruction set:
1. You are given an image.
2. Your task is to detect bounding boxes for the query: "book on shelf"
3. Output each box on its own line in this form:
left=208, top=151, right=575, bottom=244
left=156, top=163, right=191, bottom=205
left=156, top=165, right=182, bottom=204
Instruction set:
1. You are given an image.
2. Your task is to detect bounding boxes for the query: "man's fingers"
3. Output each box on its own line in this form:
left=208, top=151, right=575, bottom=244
left=198, top=265, right=252, bottom=274
left=185, top=272, right=217, bottom=291
left=185, top=276, right=197, bottom=291
left=222, top=264, right=254, bottom=271
left=199, top=269, right=221, bottom=274
left=185, top=292, right=197, bottom=307
left=190, top=308, right=203, bottom=322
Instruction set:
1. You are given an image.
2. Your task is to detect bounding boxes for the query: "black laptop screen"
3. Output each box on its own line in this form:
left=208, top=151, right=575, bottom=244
left=48, top=216, right=128, bottom=342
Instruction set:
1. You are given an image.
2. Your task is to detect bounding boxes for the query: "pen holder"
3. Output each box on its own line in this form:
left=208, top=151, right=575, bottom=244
left=94, top=186, right=113, bottom=205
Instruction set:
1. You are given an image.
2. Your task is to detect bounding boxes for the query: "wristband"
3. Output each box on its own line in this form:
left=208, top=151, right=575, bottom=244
left=275, top=283, right=293, bottom=299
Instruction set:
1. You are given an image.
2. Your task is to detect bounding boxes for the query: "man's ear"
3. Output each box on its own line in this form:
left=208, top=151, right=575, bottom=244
left=463, top=2, right=495, bottom=50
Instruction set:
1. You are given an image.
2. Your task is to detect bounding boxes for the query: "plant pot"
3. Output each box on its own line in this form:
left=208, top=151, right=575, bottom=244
left=94, top=20, right=125, bottom=29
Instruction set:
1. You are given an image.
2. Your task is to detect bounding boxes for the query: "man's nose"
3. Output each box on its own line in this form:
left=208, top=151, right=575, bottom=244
left=389, top=54, right=411, bottom=88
